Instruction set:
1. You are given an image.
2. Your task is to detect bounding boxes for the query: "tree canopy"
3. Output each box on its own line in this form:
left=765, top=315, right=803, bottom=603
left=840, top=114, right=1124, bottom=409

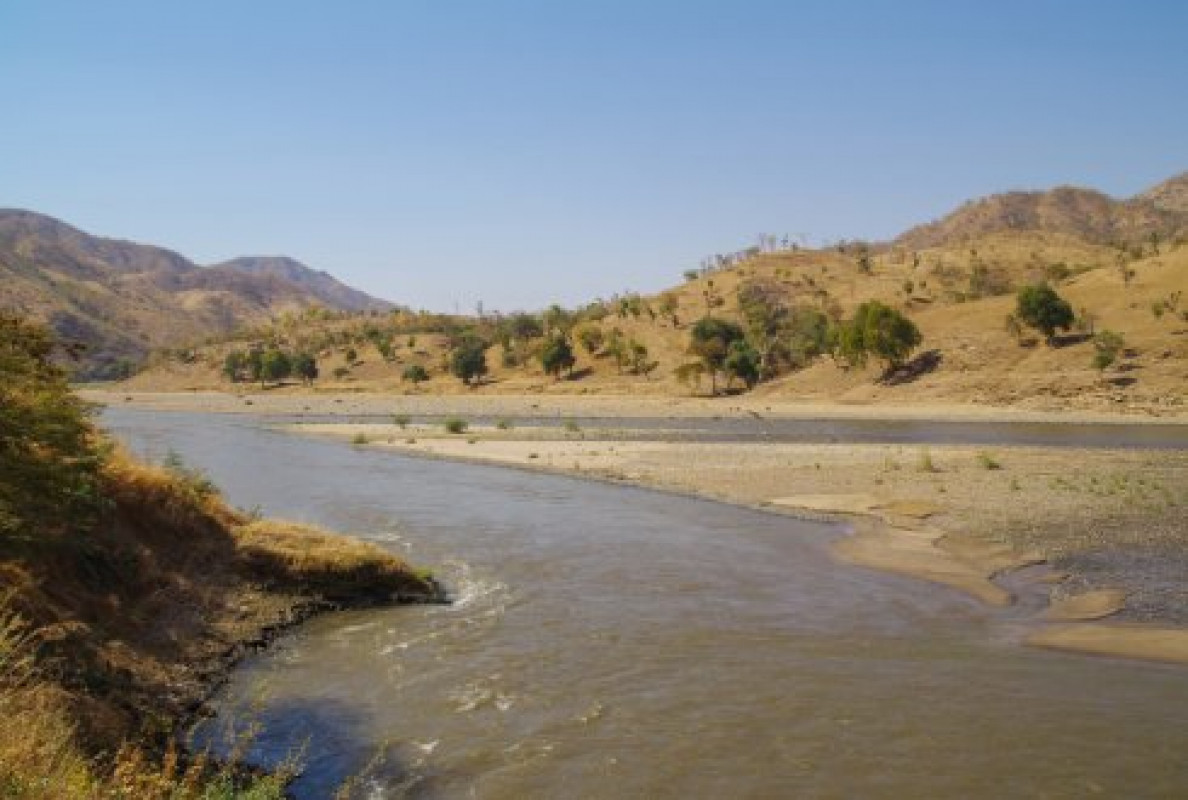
left=0, top=314, right=106, bottom=539
left=1016, top=283, right=1074, bottom=343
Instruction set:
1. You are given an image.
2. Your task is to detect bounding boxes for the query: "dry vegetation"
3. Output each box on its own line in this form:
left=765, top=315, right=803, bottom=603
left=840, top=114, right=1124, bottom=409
left=126, top=192, right=1188, bottom=416
left=0, top=314, right=438, bottom=797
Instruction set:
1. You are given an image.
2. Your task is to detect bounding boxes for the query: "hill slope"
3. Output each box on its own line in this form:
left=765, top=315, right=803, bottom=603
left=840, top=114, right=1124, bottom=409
left=896, top=179, right=1188, bottom=250
left=0, top=210, right=393, bottom=379
left=210, top=256, right=393, bottom=313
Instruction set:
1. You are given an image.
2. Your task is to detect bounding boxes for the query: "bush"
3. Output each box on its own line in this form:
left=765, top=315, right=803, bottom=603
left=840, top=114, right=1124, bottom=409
left=402, top=364, right=429, bottom=385
left=443, top=417, right=468, bottom=434
left=1092, top=330, right=1125, bottom=372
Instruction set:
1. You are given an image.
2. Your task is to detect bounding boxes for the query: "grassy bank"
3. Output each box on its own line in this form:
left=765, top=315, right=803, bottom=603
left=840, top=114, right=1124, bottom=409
left=1, top=449, right=442, bottom=798
left=0, top=314, right=441, bottom=797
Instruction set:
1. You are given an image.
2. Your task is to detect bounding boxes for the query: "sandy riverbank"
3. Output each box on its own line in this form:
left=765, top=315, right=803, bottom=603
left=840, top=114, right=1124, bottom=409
left=283, top=414, right=1188, bottom=666
left=84, top=389, right=1188, bottom=665
left=80, top=388, right=1188, bottom=424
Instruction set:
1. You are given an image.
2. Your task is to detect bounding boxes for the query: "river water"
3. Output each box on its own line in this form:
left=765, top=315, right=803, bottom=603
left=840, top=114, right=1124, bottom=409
left=102, top=410, right=1188, bottom=799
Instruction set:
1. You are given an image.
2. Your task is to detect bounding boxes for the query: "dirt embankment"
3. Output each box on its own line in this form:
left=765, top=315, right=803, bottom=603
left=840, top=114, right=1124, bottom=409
left=1, top=449, right=443, bottom=793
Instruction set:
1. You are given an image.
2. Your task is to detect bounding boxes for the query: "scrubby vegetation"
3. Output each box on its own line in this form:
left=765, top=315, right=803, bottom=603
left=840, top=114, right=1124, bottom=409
left=0, top=315, right=437, bottom=797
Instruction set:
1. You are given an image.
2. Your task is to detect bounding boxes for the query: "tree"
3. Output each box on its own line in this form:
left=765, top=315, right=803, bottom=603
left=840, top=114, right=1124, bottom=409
left=259, top=349, right=292, bottom=386
left=688, top=317, right=746, bottom=394
left=724, top=339, right=761, bottom=389
left=832, top=301, right=922, bottom=374
left=450, top=336, right=488, bottom=386
left=293, top=352, right=318, bottom=385
left=737, top=279, right=792, bottom=379
left=539, top=335, right=576, bottom=380
left=402, top=364, right=429, bottom=386
left=222, top=350, right=247, bottom=383
left=1015, top=283, right=1074, bottom=344
left=0, top=314, right=105, bottom=538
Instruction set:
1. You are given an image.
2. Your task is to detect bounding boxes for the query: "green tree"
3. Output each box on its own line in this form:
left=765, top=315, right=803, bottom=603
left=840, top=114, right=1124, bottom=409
left=402, top=364, right=429, bottom=386
left=293, top=352, right=318, bottom=385
left=832, top=301, right=922, bottom=373
left=688, top=317, right=746, bottom=394
left=259, top=349, right=292, bottom=386
left=1015, top=283, right=1074, bottom=344
left=724, top=339, right=761, bottom=389
left=222, top=350, right=247, bottom=383
left=539, top=335, right=576, bottom=380
left=450, top=336, right=488, bottom=386
left=0, top=314, right=106, bottom=539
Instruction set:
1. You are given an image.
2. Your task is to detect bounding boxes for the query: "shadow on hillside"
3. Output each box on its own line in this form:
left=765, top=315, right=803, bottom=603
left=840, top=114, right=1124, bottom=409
left=567, top=367, right=594, bottom=381
left=881, top=349, right=943, bottom=386
left=1052, top=332, right=1092, bottom=348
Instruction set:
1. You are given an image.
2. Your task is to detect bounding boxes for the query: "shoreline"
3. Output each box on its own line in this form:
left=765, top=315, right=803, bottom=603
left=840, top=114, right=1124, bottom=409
left=80, top=388, right=1188, bottom=425
left=284, top=420, right=1188, bottom=668
left=87, top=390, right=1188, bottom=667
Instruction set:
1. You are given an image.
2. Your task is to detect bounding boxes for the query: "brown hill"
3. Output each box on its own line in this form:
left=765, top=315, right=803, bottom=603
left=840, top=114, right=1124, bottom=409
left=896, top=182, right=1187, bottom=250
left=210, top=256, right=393, bottom=313
left=1139, top=171, right=1188, bottom=216
left=0, top=210, right=393, bottom=379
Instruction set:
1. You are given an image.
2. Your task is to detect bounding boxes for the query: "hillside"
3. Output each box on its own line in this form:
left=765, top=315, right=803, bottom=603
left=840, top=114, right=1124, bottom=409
left=0, top=210, right=393, bottom=379
left=120, top=170, right=1188, bottom=415
left=210, top=256, right=393, bottom=313
left=896, top=178, right=1188, bottom=251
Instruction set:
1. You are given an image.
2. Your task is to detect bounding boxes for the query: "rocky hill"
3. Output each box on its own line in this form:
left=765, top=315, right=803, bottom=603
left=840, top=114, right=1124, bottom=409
left=896, top=178, right=1188, bottom=250
left=210, top=256, right=393, bottom=313
left=0, top=210, right=393, bottom=379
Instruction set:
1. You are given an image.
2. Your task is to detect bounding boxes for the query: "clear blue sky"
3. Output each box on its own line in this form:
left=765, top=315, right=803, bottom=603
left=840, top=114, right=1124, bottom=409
left=3, top=1, right=1186, bottom=312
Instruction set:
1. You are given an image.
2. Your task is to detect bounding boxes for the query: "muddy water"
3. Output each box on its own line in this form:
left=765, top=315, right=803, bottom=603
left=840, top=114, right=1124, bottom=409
left=103, top=410, right=1188, bottom=799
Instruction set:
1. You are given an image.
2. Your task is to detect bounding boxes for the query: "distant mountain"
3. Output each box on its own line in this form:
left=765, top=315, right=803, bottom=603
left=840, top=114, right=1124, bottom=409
left=210, top=256, right=392, bottom=313
left=1137, top=171, right=1188, bottom=216
left=895, top=175, right=1188, bottom=250
left=0, top=209, right=395, bottom=379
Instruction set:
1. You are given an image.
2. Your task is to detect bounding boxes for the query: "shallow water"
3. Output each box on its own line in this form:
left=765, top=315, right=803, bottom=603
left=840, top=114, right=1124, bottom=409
left=103, top=410, right=1188, bottom=799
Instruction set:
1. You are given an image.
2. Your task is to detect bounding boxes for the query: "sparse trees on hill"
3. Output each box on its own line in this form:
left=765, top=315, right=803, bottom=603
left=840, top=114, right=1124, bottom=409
left=1015, top=283, right=1074, bottom=345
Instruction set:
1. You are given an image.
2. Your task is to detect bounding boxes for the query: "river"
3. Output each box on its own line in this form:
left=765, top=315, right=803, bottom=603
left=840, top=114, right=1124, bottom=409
left=102, top=409, right=1188, bottom=799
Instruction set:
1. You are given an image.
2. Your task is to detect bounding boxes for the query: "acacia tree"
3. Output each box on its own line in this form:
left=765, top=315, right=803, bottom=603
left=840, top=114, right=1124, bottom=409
left=1015, top=283, right=1074, bottom=345
left=688, top=317, right=746, bottom=395
left=259, top=349, right=292, bottom=386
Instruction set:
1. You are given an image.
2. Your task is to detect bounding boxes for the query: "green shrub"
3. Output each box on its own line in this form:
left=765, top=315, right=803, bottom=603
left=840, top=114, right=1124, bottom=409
left=443, top=417, right=468, bottom=434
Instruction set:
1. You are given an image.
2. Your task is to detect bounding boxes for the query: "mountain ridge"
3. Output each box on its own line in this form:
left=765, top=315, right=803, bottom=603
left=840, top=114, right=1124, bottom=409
left=0, top=209, right=394, bottom=379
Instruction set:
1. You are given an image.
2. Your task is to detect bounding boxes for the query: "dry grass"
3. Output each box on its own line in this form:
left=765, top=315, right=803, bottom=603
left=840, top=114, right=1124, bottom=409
left=0, top=445, right=435, bottom=797
left=235, top=520, right=433, bottom=602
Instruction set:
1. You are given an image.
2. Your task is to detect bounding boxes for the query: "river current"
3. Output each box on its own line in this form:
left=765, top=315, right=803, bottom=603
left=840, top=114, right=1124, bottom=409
left=102, top=409, right=1188, bottom=799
